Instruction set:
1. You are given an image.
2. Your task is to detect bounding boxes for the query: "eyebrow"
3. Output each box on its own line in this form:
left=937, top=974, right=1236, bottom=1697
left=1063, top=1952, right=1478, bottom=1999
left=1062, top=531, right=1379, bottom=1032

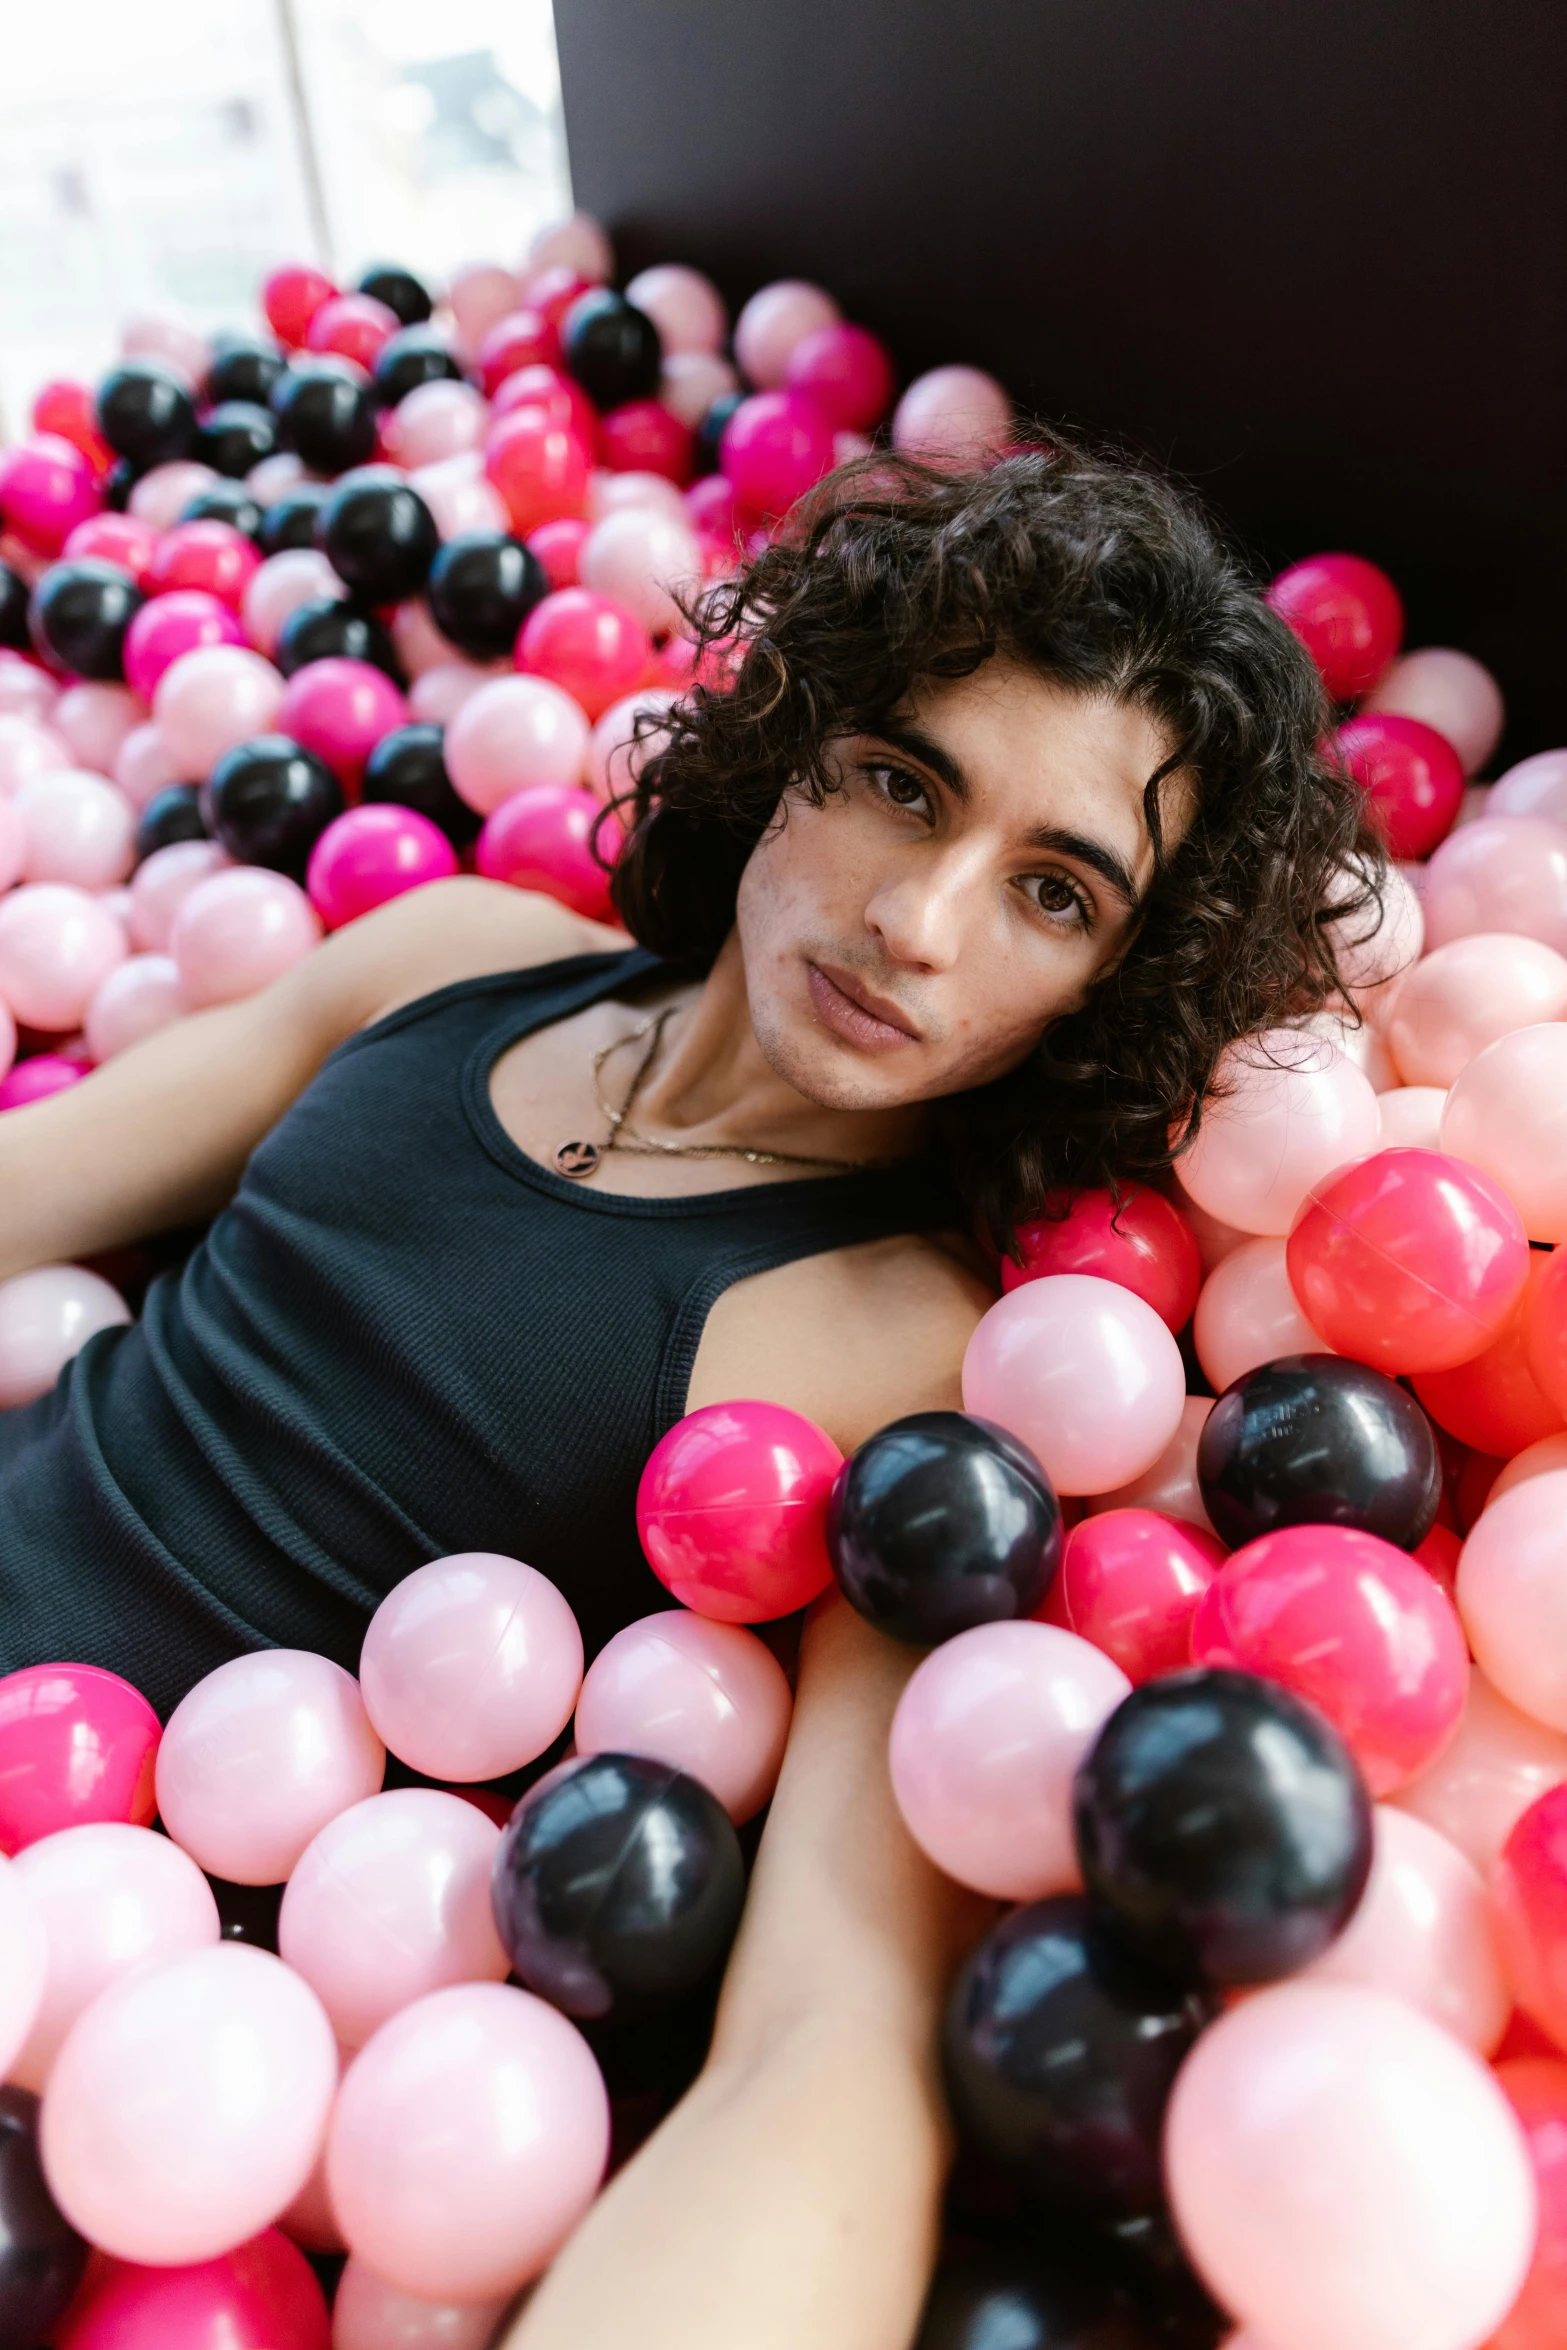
left=872, top=719, right=1144, bottom=910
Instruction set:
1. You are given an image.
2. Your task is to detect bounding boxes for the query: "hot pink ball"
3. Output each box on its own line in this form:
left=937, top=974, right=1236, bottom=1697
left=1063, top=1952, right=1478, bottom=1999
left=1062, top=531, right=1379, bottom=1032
left=1457, top=1470, right=1567, bottom=1732
left=637, top=1401, right=843, bottom=1622
left=574, top=1611, right=793, bottom=1823
left=57, top=2231, right=330, bottom=2350
left=305, top=293, right=400, bottom=371
left=53, top=682, right=144, bottom=778
left=494, top=361, right=598, bottom=448
left=113, top=719, right=184, bottom=809
left=1386, top=934, right=1567, bottom=1087
left=1194, top=1234, right=1333, bottom=1390
left=516, top=587, right=653, bottom=722
left=597, top=399, right=694, bottom=485
left=359, top=1553, right=582, bottom=1783
left=476, top=783, right=615, bottom=920
left=719, top=392, right=837, bottom=522
left=155, top=1650, right=385, bottom=1884
left=1493, top=749, right=1567, bottom=827
left=1165, top=1982, right=1536, bottom=2350
left=626, top=264, right=727, bottom=355
left=1178, top=1029, right=1379, bottom=1236
left=277, top=659, right=408, bottom=790
left=891, top=366, right=1013, bottom=464
left=1266, top=553, right=1404, bottom=703
left=1002, top=1186, right=1201, bottom=1332
left=523, top=517, right=587, bottom=594
left=1441, top=1025, right=1567, bottom=1242
left=1085, top=1395, right=1217, bottom=1533
left=326, top=1982, right=609, bottom=2304
left=386, top=378, right=489, bottom=470
left=41, top=1941, right=338, bottom=2265
left=84, top=953, right=186, bottom=1062
left=0, top=713, right=70, bottom=794
left=0, top=1857, right=45, bottom=2081
left=128, top=460, right=219, bottom=531
left=263, top=263, right=339, bottom=348
left=146, top=519, right=261, bottom=612
left=1054, top=1508, right=1227, bottom=1683
left=330, top=2260, right=503, bottom=2350
left=63, top=512, right=160, bottom=584
left=408, top=451, right=510, bottom=542
left=0, top=1053, right=80, bottom=1112
left=784, top=321, right=896, bottom=431
left=306, top=804, right=456, bottom=929
left=1365, top=646, right=1506, bottom=776
left=16, top=769, right=135, bottom=889
left=1336, top=712, right=1467, bottom=861
left=1421, top=815, right=1567, bottom=956
left=0, top=883, right=127, bottom=1028
left=169, top=867, right=321, bottom=1006
left=0, top=436, right=101, bottom=556
left=475, top=309, right=556, bottom=397
left=241, top=549, right=345, bottom=659
left=1192, top=1523, right=1469, bottom=1794
left=154, top=644, right=284, bottom=778
left=0, top=1661, right=157, bottom=1852
left=962, top=1275, right=1186, bottom=1496
left=444, top=674, right=590, bottom=813
left=128, top=836, right=226, bottom=949
left=889, top=1620, right=1129, bottom=1900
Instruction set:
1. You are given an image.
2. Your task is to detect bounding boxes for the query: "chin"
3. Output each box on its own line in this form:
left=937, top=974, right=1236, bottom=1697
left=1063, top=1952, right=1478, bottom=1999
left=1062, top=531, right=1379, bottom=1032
left=748, top=988, right=927, bottom=1112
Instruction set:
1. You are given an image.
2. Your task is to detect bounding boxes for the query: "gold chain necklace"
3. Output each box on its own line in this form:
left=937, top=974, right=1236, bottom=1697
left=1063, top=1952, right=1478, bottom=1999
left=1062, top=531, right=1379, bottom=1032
left=552, top=1007, right=868, bottom=1180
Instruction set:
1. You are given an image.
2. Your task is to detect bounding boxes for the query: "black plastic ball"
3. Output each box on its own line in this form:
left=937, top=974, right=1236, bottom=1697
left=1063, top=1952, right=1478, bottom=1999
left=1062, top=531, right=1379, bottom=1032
left=696, top=389, right=746, bottom=474
left=319, top=467, right=439, bottom=601
left=193, top=400, right=278, bottom=478
left=0, top=2086, right=88, bottom=2349
left=180, top=479, right=265, bottom=542
left=206, top=735, right=344, bottom=878
left=491, top=1753, right=746, bottom=2023
left=271, top=359, right=379, bottom=474
left=275, top=597, right=402, bottom=682
left=372, top=326, right=465, bottom=408
left=357, top=263, right=434, bottom=327
left=1073, top=1667, right=1374, bottom=1987
left=207, top=1877, right=283, bottom=1950
left=1197, top=1351, right=1441, bottom=1551
left=915, top=2251, right=1156, bottom=2350
left=134, top=785, right=208, bottom=862
left=103, top=460, right=138, bottom=512
left=28, top=559, right=142, bottom=681
left=95, top=359, right=197, bottom=468
left=1093, top=2213, right=1229, bottom=2350
left=560, top=289, right=663, bottom=410
left=259, top=482, right=332, bottom=557
left=942, top=1896, right=1214, bottom=2215
left=0, top=564, right=30, bottom=650
left=828, top=1411, right=1062, bottom=1643
left=426, top=530, right=548, bottom=660
left=204, top=332, right=287, bottom=409
left=362, top=723, right=480, bottom=848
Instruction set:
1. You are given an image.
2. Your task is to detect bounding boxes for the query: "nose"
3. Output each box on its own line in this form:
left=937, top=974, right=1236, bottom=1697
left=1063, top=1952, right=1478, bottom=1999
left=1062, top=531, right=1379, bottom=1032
left=862, top=842, right=985, bottom=973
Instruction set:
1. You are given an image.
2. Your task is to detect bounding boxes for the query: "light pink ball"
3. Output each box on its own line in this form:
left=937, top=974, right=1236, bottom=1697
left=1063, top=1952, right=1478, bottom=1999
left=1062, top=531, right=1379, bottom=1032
left=1300, top=1805, right=1506, bottom=2052
left=170, top=866, right=322, bottom=1006
left=0, top=1857, right=46, bottom=2081
left=0, top=1265, right=130, bottom=1408
left=1178, top=1030, right=1379, bottom=1235
left=1328, top=860, right=1425, bottom=1005
left=575, top=1612, right=792, bottom=1823
left=1492, top=748, right=1567, bottom=826
left=1386, top=934, right=1567, bottom=1087
left=16, top=769, right=136, bottom=889
left=248, top=450, right=312, bottom=507
left=961, top=1274, right=1186, bottom=1495
left=579, top=506, right=701, bottom=637
left=1364, top=647, right=1506, bottom=776
left=1440, top=1023, right=1567, bottom=1241
left=154, top=645, right=286, bottom=779
left=156, top=1649, right=385, bottom=1885
left=0, top=797, right=24, bottom=892
left=407, top=662, right=506, bottom=726
left=733, top=280, right=841, bottom=389
left=626, top=264, right=728, bottom=355
left=391, top=600, right=463, bottom=680
left=889, top=1621, right=1130, bottom=1899
left=1488, top=1432, right=1567, bottom=1507
left=1456, top=1469, right=1567, bottom=1729
left=242, top=549, right=345, bottom=658
left=1395, top=1668, right=1567, bottom=1875
left=119, top=311, right=208, bottom=386
left=279, top=1790, right=508, bottom=2050
left=659, top=350, right=741, bottom=429
left=0, top=998, right=16, bottom=1082
left=331, top=2259, right=505, bottom=2350
left=128, top=460, right=218, bottom=530
left=359, top=1553, right=583, bottom=1783
left=0, top=883, right=127, bottom=1028
left=128, top=837, right=227, bottom=951
left=0, top=715, right=71, bottom=796
left=1084, top=1396, right=1217, bottom=1533
left=1165, top=1982, right=1536, bottom=2350
left=387, top=380, right=489, bottom=470
left=40, top=1941, right=338, bottom=2266
left=1377, top=1086, right=1447, bottom=1148
left=53, top=683, right=144, bottom=778
left=525, top=212, right=614, bottom=284
left=446, top=264, right=525, bottom=361
left=327, top=1982, right=609, bottom=2304
left=0, top=655, right=60, bottom=724
left=585, top=468, right=690, bottom=523
left=11, top=1822, right=220, bottom=2091
left=408, top=451, right=510, bottom=542
left=892, top=365, right=1013, bottom=464
left=585, top=686, right=679, bottom=800
left=1421, top=815, right=1567, bottom=956
left=445, top=675, right=590, bottom=814
left=1194, top=1235, right=1334, bottom=1391
left=113, top=721, right=184, bottom=810
left=84, top=953, right=186, bottom=1062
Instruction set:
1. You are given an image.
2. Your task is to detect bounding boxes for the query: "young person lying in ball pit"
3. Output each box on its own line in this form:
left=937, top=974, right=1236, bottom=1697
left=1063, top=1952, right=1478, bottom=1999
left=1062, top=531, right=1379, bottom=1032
left=0, top=444, right=1378, bottom=2342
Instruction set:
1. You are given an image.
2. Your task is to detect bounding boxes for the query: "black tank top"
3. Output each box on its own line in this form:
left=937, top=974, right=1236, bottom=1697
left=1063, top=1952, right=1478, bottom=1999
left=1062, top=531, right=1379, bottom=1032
left=0, top=950, right=961, bottom=1717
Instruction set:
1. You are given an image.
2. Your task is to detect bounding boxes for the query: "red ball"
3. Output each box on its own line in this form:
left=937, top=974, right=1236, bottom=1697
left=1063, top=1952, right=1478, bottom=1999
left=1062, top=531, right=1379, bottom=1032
left=1412, top=1253, right=1565, bottom=1457
left=493, top=364, right=597, bottom=447
left=784, top=322, right=896, bottom=432
left=1267, top=552, right=1403, bottom=702
left=57, top=2228, right=330, bottom=2350
left=483, top=408, right=591, bottom=538
left=720, top=392, right=836, bottom=522
left=477, top=782, right=616, bottom=920
left=478, top=308, right=558, bottom=396
left=1335, top=711, right=1466, bottom=860
left=146, top=519, right=261, bottom=613
left=0, top=1662, right=159, bottom=1852
left=31, top=379, right=113, bottom=476
left=526, top=517, right=590, bottom=592
left=1411, top=1519, right=1462, bottom=1604
left=304, top=292, right=399, bottom=371
left=305, top=802, right=458, bottom=929
left=516, top=587, right=652, bottom=721
left=1189, top=1522, right=1469, bottom=1794
left=1491, top=2056, right=1567, bottom=2349
left=597, top=400, right=694, bottom=484
left=1002, top=1187, right=1201, bottom=1332
left=636, top=1401, right=843, bottom=1622
left=63, top=512, right=160, bottom=585
left=262, top=263, right=339, bottom=350
left=1053, top=1507, right=1226, bottom=1682
left=1495, top=1786, right=1567, bottom=2052
left=1286, top=1146, right=1531, bottom=1375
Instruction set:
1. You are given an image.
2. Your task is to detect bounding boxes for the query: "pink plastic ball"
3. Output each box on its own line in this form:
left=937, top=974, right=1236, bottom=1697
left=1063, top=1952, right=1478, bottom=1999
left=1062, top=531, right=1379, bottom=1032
left=444, top=674, right=590, bottom=813
left=574, top=1612, right=792, bottom=1823
left=241, top=549, right=345, bottom=659
left=0, top=1661, right=157, bottom=1851
left=1493, top=749, right=1567, bottom=827
left=147, top=519, right=261, bottom=612
left=1457, top=1470, right=1567, bottom=1731
left=1084, top=1395, right=1217, bottom=1533
left=1489, top=1433, right=1567, bottom=1509
left=636, top=1401, right=843, bottom=1622
left=127, top=836, right=226, bottom=950
left=597, top=399, right=695, bottom=484
left=516, top=587, right=653, bottom=722
left=113, top=719, right=183, bottom=809
left=0, top=713, right=70, bottom=794
left=306, top=293, right=400, bottom=371
left=1179, top=1030, right=1379, bottom=1236
left=63, top=512, right=160, bottom=584
left=53, top=682, right=144, bottom=777
left=784, top=321, right=896, bottom=431
left=1266, top=553, right=1404, bottom=704
left=891, top=366, right=1012, bottom=464
left=1395, top=1668, right=1567, bottom=1875
left=733, top=280, right=841, bottom=388
left=390, top=598, right=463, bottom=680
left=0, top=654, right=58, bottom=724
left=386, top=378, right=489, bottom=470
left=526, top=212, right=614, bottom=285
left=1386, top=934, right=1567, bottom=1087
left=0, top=795, right=24, bottom=892
left=155, top=1650, right=385, bottom=1884
left=16, top=769, right=136, bottom=889
left=1191, top=1523, right=1469, bottom=1794
left=493, top=362, right=597, bottom=447
left=406, top=661, right=503, bottom=726
left=585, top=685, right=678, bottom=801
left=1165, top=1982, right=1536, bottom=2350
left=1336, top=712, right=1468, bottom=861
left=58, top=2233, right=329, bottom=2350
left=719, top=392, right=836, bottom=522
left=1420, top=816, right=1567, bottom=956
left=408, top=451, right=510, bottom=543
left=0, top=436, right=101, bottom=556
left=169, top=867, right=321, bottom=1007
left=659, top=350, right=741, bottom=429
left=1441, top=1025, right=1567, bottom=1242
left=154, top=645, right=284, bottom=778
left=1377, top=1086, right=1446, bottom=1147
left=247, top=450, right=311, bottom=506
left=586, top=468, right=689, bottom=523
left=359, top=1553, right=582, bottom=1782
left=326, top=1982, right=609, bottom=2304
left=1194, top=1234, right=1333, bottom=1390
left=262, top=264, right=338, bottom=348
left=0, top=1857, right=45, bottom=2081
left=330, top=2260, right=503, bottom=2350
left=961, top=1275, right=1186, bottom=1496
left=1054, top=1508, right=1227, bottom=1682
left=128, top=461, right=219, bottom=531
left=578, top=505, right=701, bottom=637
left=0, top=1053, right=79, bottom=1112
left=119, top=312, right=209, bottom=384
left=277, top=659, right=407, bottom=790
left=1365, top=646, right=1506, bottom=776
left=0, top=883, right=127, bottom=1027
left=1002, top=1186, right=1201, bottom=1332
left=476, top=783, right=615, bottom=920
left=11, top=1822, right=220, bottom=2091
left=84, top=953, right=186, bottom=1062
left=447, top=264, right=526, bottom=360
left=475, top=309, right=556, bottom=397
left=626, top=264, right=727, bottom=355
left=305, top=804, right=456, bottom=929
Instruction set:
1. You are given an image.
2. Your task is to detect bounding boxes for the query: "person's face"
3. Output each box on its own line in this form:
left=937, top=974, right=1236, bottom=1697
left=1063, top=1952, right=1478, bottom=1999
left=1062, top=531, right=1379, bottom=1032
left=734, top=659, right=1188, bottom=1111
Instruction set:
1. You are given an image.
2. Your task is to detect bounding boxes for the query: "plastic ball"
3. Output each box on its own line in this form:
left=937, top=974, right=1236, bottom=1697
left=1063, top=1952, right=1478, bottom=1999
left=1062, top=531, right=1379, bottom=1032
left=355, top=263, right=431, bottom=327
left=205, top=332, right=288, bottom=410
left=1457, top=1470, right=1567, bottom=1731
left=0, top=1056, right=81, bottom=1113
left=271, top=359, right=378, bottom=475
left=1441, top=1024, right=1567, bottom=1241
left=961, top=1275, right=1186, bottom=1496
left=0, top=438, right=102, bottom=558
left=493, top=360, right=598, bottom=445
left=1003, top=1187, right=1200, bottom=1335
left=0, top=884, right=127, bottom=1029
left=1266, top=553, right=1403, bottom=702
left=305, top=803, right=457, bottom=928
left=263, top=264, right=338, bottom=349
left=406, top=449, right=510, bottom=542
left=95, top=361, right=196, bottom=469
left=53, top=679, right=142, bottom=774
left=911, top=2248, right=1151, bottom=2350
left=0, top=1663, right=156, bottom=1858
left=305, top=293, right=399, bottom=374
left=661, top=352, right=741, bottom=434
left=1191, top=1234, right=1329, bottom=1389
left=58, top=2230, right=328, bottom=2350
left=516, top=585, right=652, bottom=721
left=134, top=778, right=210, bottom=856
left=359, top=1552, right=581, bottom=1782
left=1197, top=1353, right=1439, bottom=1550
left=407, top=661, right=502, bottom=725
left=128, top=458, right=219, bottom=531
left=1073, top=1667, right=1373, bottom=1983
left=733, top=280, right=841, bottom=388
left=0, top=715, right=69, bottom=795
left=260, top=482, right=332, bottom=556
left=207, top=734, right=344, bottom=878
left=83, top=953, right=186, bottom=1061
left=0, top=1859, right=45, bottom=2075
left=0, top=2085, right=86, bottom=2348
left=0, top=565, right=32, bottom=649
left=585, top=684, right=677, bottom=800
left=28, top=559, right=141, bottom=680
left=558, top=290, right=662, bottom=411
left=1178, top=1030, right=1379, bottom=1237
left=123, top=586, right=245, bottom=702
left=1336, top=712, right=1467, bottom=860
left=277, top=658, right=407, bottom=790
left=1421, top=819, right=1567, bottom=970
left=127, top=835, right=225, bottom=950
left=1489, top=2058, right=1567, bottom=2350
left=1489, top=1430, right=1567, bottom=1506
left=578, top=504, right=701, bottom=635
left=1395, top=1667, right=1567, bottom=1875
left=361, top=723, right=480, bottom=847
left=330, top=2260, right=503, bottom=2350
left=447, top=262, right=526, bottom=355
left=241, top=548, right=345, bottom=659
left=574, top=1612, right=791, bottom=1825
left=1365, top=645, right=1506, bottom=775
left=0, top=657, right=60, bottom=724
left=1493, top=749, right=1567, bottom=826
left=179, top=478, right=267, bottom=541
left=492, top=1752, right=744, bottom=2020
left=16, top=768, right=135, bottom=889
left=625, top=265, right=727, bottom=356
left=62, top=512, right=158, bottom=585
left=154, top=644, right=285, bottom=777
left=482, top=407, right=591, bottom=536
left=1053, top=1509, right=1226, bottom=1684
left=32, top=378, right=113, bottom=476
left=319, top=468, right=439, bottom=603
left=372, top=332, right=465, bottom=422
left=719, top=390, right=836, bottom=521
left=635, top=1400, right=842, bottom=1621
left=145, top=518, right=260, bottom=612
left=891, top=366, right=1012, bottom=463
left=1524, top=1245, right=1567, bottom=1420
left=276, top=597, right=401, bottom=683
left=383, top=385, right=485, bottom=484
left=1413, top=1251, right=1563, bottom=1455
left=426, top=530, right=548, bottom=661
left=192, top=401, right=278, bottom=480
left=474, top=780, right=611, bottom=916
left=781, top=323, right=894, bottom=437
left=596, top=397, right=695, bottom=483
left=1386, top=933, right=1567, bottom=1089
left=444, top=673, right=590, bottom=812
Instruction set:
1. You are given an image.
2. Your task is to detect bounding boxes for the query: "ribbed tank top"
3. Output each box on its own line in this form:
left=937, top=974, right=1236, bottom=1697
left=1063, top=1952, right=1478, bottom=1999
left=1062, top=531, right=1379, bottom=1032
left=0, top=949, right=962, bottom=1716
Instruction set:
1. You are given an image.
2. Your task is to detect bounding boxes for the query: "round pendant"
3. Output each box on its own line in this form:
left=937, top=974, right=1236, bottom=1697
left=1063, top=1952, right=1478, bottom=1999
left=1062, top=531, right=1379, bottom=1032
left=554, top=1139, right=601, bottom=1179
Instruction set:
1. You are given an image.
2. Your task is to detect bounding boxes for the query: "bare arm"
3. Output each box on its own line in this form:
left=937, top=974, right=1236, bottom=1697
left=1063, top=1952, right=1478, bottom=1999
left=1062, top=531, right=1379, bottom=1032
left=508, top=1597, right=990, bottom=2350
left=0, top=880, right=613, bottom=1282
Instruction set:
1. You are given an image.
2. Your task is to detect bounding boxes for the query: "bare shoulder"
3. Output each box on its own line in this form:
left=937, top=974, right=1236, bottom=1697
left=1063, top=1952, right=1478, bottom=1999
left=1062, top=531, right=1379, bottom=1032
left=688, top=1229, right=998, bottom=1454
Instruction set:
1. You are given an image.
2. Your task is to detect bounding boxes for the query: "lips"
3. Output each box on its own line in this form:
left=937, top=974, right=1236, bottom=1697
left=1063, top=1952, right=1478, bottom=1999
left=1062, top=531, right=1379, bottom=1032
left=806, top=960, right=921, bottom=1050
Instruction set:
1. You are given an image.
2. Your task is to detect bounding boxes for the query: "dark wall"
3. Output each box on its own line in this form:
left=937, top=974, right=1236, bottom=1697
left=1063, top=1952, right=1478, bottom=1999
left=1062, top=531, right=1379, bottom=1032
left=554, top=0, right=1567, bottom=763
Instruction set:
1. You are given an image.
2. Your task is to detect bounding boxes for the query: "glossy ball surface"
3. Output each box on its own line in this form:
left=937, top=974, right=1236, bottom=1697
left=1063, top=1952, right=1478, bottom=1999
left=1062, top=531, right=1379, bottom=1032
left=0, top=1664, right=158, bottom=1853
left=372, top=324, right=463, bottom=410
left=271, top=359, right=378, bottom=474
left=1337, top=711, right=1467, bottom=861
left=319, top=467, right=440, bottom=602
left=362, top=722, right=480, bottom=847
left=0, top=2086, right=86, bottom=2348
left=1002, top=1187, right=1201, bottom=1333
left=259, top=482, right=331, bottom=557
left=275, top=595, right=401, bottom=682
left=1054, top=1509, right=1227, bottom=1684
left=192, top=400, right=278, bottom=478
left=94, top=361, right=196, bottom=468
left=181, top=478, right=266, bottom=540
left=560, top=289, right=662, bottom=408
left=133, top=783, right=208, bottom=861
left=1491, top=2057, right=1567, bottom=2350
left=306, top=803, right=457, bottom=928
left=28, top=560, right=142, bottom=680
left=205, top=332, right=287, bottom=409
left=206, top=733, right=344, bottom=879
left=1197, top=1353, right=1441, bottom=1550
left=357, top=263, right=433, bottom=326
left=427, top=530, right=549, bottom=660
left=912, top=2251, right=1152, bottom=2350
left=1266, top=552, right=1403, bottom=702
left=637, top=1401, right=842, bottom=1622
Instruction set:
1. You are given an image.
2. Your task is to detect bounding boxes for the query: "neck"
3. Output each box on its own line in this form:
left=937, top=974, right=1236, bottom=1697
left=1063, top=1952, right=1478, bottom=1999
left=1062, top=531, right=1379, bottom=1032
left=632, top=933, right=931, bottom=1167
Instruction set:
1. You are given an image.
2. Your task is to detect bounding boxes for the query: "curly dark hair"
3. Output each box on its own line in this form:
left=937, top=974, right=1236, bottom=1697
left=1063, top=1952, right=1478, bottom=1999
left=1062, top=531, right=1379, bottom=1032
left=610, top=442, right=1384, bottom=1254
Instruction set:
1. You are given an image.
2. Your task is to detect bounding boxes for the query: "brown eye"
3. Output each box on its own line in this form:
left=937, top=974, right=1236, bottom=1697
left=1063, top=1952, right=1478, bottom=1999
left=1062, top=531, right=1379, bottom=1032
left=868, top=763, right=931, bottom=813
left=1023, top=870, right=1093, bottom=926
